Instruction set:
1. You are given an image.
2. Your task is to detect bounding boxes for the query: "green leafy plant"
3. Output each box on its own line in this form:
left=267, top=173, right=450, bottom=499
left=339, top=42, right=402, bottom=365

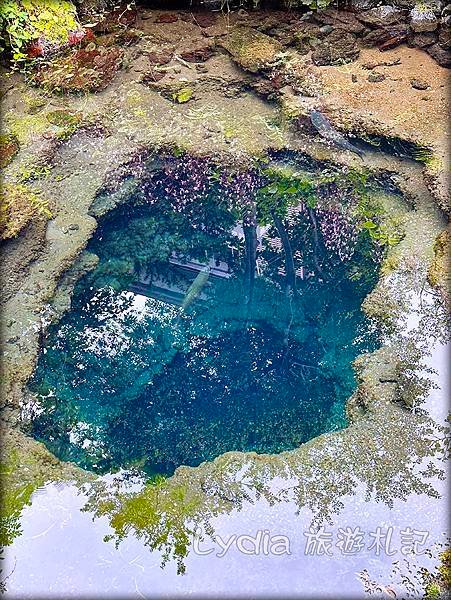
left=257, top=168, right=317, bottom=224
left=0, top=0, right=80, bottom=67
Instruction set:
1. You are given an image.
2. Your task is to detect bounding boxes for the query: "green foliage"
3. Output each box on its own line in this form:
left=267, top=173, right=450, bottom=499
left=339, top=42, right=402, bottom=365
left=17, top=161, right=51, bottom=183
left=0, top=0, right=79, bottom=66
left=46, top=108, right=81, bottom=128
left=0, top=451, right=42, bottom=548
left=83, top=477, right=209, bottom=575
left=438, top=549, right=451, bottom=589
left=257, top=168, right=316, bottom=224
left=412, top=145, right=435, bottom=165
left=424, top=583, right=441, bottom=599
left=356, top=199, right=405, bottom=248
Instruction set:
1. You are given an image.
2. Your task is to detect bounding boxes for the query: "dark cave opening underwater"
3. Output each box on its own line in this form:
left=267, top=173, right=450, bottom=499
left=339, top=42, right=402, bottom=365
left=28, top=152, right=387, bottom=476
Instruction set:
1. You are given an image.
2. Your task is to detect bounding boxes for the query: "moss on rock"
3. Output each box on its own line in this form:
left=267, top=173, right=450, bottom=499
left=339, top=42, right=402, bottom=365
left=220, top=27, right=283, bottom=73
left=0, top=133, right=19, bottom=168
left=31, top=45, right=123, bottom=93
left=0, top=182, right=51, bottom=241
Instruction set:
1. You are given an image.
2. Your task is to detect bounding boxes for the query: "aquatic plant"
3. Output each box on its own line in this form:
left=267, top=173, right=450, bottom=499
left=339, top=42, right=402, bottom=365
left=157, top=155, right=213, bottom=210
left=316, top=205, right=359, bottom=263
left=218, top=167, right=265, bottom=223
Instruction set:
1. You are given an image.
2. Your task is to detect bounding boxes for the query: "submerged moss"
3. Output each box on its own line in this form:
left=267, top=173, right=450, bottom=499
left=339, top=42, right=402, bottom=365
left=32, top=45, right=123, bottom=93
left=0, top=133, right=19, bottom=168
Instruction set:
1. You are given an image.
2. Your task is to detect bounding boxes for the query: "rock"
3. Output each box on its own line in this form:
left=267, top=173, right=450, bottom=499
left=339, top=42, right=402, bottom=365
left=367, top=72, right=386, bottom=82
left=92, top=5, right=137, bottom=33
left=438, top=26, right=451, bottom=49
left=390, top=0, right=417, bottom=6
left=312, top=30, right=360, bottom=66
left=156, top=13, right=178, bottom=24
left=361, top=25, right=408, bottom=49
left=219, top=27, right=283, bottom=73
left=32, top=46, right=123, bottom=93
left=409, top=5, right=439, bottom=32
left=313, top=9, right=367, bottom=34
left=349, top=0, right=379, bottom=10
left=267, top=24, right=297, bottom=46
left=292, top=23, right=323, bottom=54
left=146, top=50, right=173, bottom=66
left=357, top=6, right=405, bottom=27
left=193, top=13, right=217, bottom=28
left=410, top=77, right=429, bottom=89
left=180, top=44, right=214, bottom=63
left=427, top=43, right=451, bottom=66
left=141, top=68, right=166, bottom=84
left=408, top=31, right=437, bottom=47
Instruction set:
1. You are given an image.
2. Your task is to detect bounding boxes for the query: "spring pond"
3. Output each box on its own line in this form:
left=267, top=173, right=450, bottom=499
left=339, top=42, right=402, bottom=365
left=29, top=154, right=382, bottom=476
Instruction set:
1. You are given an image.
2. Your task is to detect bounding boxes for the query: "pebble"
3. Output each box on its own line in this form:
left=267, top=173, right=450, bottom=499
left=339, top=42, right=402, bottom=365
left=367, top=72, right=386, bottom=82
left=410, top=78, right=429, bottom=89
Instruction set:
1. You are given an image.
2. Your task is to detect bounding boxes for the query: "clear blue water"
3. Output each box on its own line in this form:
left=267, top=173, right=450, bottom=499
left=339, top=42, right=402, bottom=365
left=29, top=156, right=380, bottom=476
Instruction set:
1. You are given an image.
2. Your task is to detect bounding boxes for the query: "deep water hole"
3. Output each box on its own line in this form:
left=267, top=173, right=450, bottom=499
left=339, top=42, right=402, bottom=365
left=28, top=152, right=389, bottom=476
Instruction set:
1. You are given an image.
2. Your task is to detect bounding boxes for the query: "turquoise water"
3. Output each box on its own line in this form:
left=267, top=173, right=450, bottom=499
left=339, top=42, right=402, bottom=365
left=29, top=157, right=380, bottom=475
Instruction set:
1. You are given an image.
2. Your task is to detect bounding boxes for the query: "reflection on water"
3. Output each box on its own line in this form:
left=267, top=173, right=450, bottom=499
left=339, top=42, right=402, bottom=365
left=27, top=156, right=381, bottom=475
left=8, top=153, right=448, bottom=594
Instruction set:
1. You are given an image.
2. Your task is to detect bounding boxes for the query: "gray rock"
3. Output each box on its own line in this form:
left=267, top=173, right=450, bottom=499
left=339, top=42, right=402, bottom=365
left=438, top=25, right=451, bottom=49
left=311, top=30, right=360, bottom=66
left=358, top=5, right=405, bottom=27
left=410, top=77, right=430, bottom=89
left=408, top=31, right=438, bottom=46
left=367, top=72, right=386, bottom=82
left=427, top=42, right=451, bottom=66
left=349, top=0, right=380, bottom=11
left=410, top=5, right=439, bottom=32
